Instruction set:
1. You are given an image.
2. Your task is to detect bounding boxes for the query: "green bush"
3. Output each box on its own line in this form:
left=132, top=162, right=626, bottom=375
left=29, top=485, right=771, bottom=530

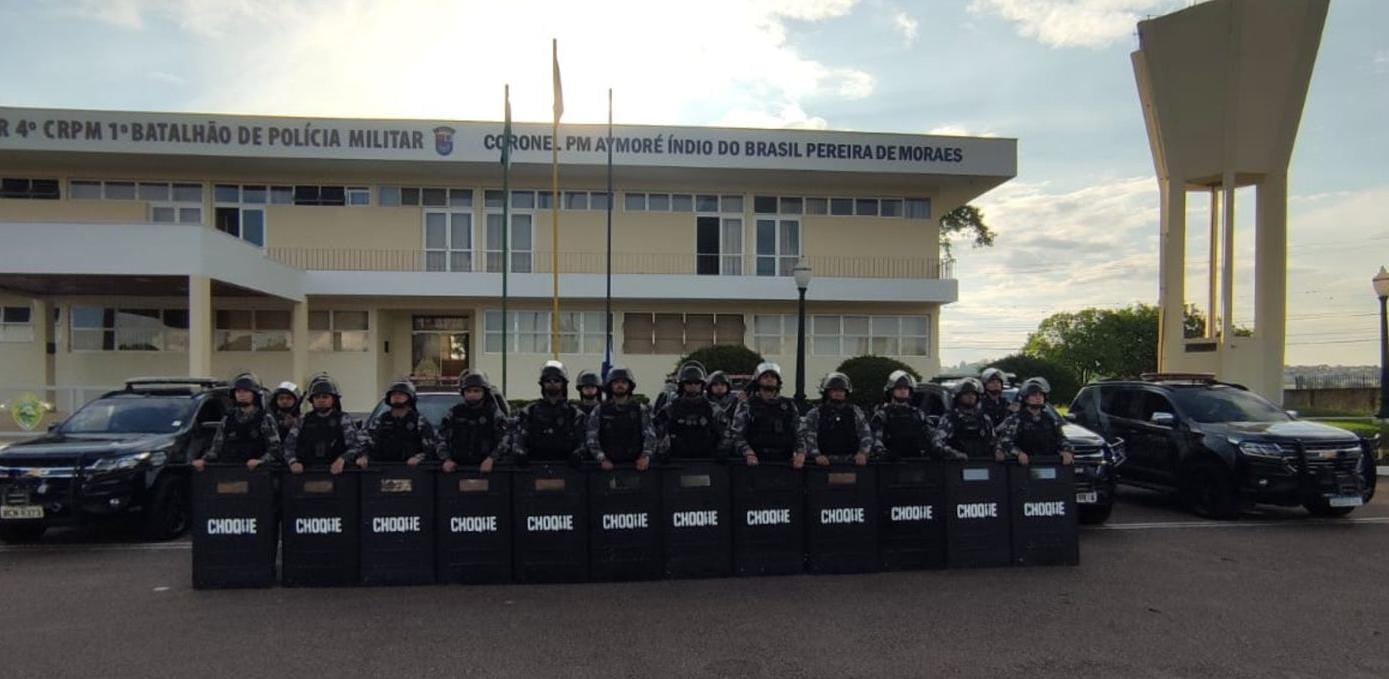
left=674, top=344, right=765, bottom=377
left=834, top=355, right=920, bottom=411
left=988, top=354, right=1082, bottom=406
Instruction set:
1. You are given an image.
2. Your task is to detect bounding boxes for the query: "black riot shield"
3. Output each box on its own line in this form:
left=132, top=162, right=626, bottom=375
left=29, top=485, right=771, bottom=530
left=191, top=465, right=277, bottom=589
left=588, top=465, right=662, bottom=581
left=512, top=463, right=588, bottom=583
left=805, top=463, right=879, bottom=574
left=661, top=460, right=732, bottom=579
left=436, top=468, right=512, bottom=585
left=731, top=462, right=804, bottom=576
left=281, top=470, right=360, bottom=586
left=1009, top=461, right=1079, bottom=566
left=876, top=459, right=947, bottom=571
left=944, top=460, right=1011, bottom=569
left=359, top=463, right=436, bottom=586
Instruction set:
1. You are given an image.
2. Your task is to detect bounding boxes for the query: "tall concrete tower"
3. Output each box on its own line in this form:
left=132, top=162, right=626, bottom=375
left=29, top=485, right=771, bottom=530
left=1132, top=0, right=1328, bottom=403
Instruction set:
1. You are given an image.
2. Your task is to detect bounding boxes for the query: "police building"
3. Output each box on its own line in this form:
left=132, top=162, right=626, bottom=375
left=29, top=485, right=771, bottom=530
left=0, top=107, right=1016, bottom=412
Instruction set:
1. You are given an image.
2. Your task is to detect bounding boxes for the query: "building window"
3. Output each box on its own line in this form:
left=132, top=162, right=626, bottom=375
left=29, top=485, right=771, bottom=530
left=215, top=310, right=291, bottom=352
left=696, top=216, right=743, bottom=276
left=483, top=309, right=604, bottom=354
left=485, top=212, right=533, bottom=273
left=214, top=185, right=267, bottom=247
left=905, top=198, right=931, bottom=219
left=309, top=310, right=369, bottom=352
left=752, top=314, right=797, bottom=356
left=0, top=306, right=34, bottom=343
left=755, top=218, right=800, bottom=276
left=772, top=314, right=929, bottom=357
left=382, top=186, right=469, bottom=207
left=0, top=178, right=60, bottom=200
left=292, top=185, right=347, bottom=206
left=424, top=210, right=473, bottom=272
left=70, top=307, right=188, bottom=352
left=622, top=312, right=745, bottom=355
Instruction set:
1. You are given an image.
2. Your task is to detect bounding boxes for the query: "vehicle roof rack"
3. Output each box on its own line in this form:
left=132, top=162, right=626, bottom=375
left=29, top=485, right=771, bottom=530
left=1139, top=372, right=1218, bottom=384
left=123, top=377, right=226, bottom=391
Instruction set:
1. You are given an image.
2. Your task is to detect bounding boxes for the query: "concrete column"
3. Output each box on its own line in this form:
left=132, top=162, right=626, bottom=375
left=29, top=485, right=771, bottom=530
left=291, top=300, right=309, bottom=385
left=31, top=298, right=54, bottom=401
left=1220, top=173, right=1236, bottom=344
left=1157, top=179, right=1186, bottom=372
left=1207, top=187, right=1220, bottom=339
left=188, top=275, right=213, bottom=377
left=1254, top=174, right=1288, bottom=404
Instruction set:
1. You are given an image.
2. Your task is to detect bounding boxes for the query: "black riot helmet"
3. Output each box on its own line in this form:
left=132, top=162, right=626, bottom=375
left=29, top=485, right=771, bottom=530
left=305, top=374, right=342, bottom=410
left=576, top=370, right=602, bottom=390
left=384, top=380, right=417, bottom=408
left=458, top=369, right=490, bottom=394
left=230, top=372, right=263, bottom=407
left=952, top=377, right=983, bottom=407
left=883, top=370, right=916, bottom=397
left=676, top=362, right=707, bottom=386
left=819, top=371, right=852, bottom=397
left=981, top=367, right=1007, bottom=390
left=1020, top=377, right=1051, bottom=400
left=605, top=365, right=637, bottom=394
left=706, top=370, right=730, bottom=389
left=539, top=360, right=569, bottom=386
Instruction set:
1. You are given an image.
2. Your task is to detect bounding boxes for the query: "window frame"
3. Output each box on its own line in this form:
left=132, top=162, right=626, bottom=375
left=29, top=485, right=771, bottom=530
left=423, top=209, right=475, bottom=272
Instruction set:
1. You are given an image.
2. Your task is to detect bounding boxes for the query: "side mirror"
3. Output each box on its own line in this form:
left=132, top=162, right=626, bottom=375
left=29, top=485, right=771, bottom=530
left=1150, top=411, right=1176, bottom=427
left=1285, top=409, right=1299, bottom=419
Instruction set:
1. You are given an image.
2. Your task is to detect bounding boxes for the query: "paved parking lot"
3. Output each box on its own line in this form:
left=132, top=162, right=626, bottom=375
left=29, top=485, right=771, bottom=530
left=2, top=488, right=1387, bottom=679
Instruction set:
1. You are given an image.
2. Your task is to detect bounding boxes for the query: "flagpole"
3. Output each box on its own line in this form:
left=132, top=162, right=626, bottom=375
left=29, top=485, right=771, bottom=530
left=501, top=84, right=511, bottom=395
left=550, top=38, right=561, bottom=360
left=603, top=87, right=613, bottom=380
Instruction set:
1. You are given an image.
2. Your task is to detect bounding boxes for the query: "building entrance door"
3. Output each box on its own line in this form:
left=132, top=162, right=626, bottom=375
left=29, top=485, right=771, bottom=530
left=411, top=316, right=469, bottom=382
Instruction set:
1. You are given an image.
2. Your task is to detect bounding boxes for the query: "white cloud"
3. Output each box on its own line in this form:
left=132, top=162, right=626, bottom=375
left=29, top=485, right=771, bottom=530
left=144, top=71, right=186, bottom=86
left=892, top=11, right=919, bottom=45
left=57, top=0, right=876, bottom=128
left=927, top=123, right=999, bottom=137
left=1374, top=49, right=1389, bottom=74
left=967, top=0, right=1186, bottom=49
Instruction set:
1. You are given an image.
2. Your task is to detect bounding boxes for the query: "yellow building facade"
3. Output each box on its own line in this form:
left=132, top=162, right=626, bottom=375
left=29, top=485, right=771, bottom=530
left=0, top=107, right=1015, bottom=413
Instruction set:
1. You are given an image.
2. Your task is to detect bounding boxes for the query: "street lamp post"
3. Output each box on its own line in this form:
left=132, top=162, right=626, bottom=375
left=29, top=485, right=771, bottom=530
left=1374, top=266, right=1389, bottom=420
left=793, top=261, right=813, bottom=411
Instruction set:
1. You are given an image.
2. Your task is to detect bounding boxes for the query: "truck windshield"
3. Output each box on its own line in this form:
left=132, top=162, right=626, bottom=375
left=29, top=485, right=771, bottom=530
left=60, top=397, right=195, bottom=434
left=1169, top=387, right=1289, bottom=424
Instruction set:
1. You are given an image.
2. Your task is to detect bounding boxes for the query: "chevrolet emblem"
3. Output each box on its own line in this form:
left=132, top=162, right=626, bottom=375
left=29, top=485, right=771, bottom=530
left=24, top=468, right=43, bottom=478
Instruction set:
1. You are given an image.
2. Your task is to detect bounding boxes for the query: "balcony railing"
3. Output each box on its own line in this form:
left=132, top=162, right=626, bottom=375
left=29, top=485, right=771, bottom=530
left=264, top=248, right=953, bottom=280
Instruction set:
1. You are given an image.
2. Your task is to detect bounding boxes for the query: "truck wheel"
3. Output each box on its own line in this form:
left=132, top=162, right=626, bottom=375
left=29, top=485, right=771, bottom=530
left=1078, top=503, right=1113, bottom=525
left=1303, top=500, right=1355, bottom=518
left=1181, top=458, right=1241, bottom=520
left=140, top=475, right=190, bottom=541
left=0, top=522, right=46, bottom=543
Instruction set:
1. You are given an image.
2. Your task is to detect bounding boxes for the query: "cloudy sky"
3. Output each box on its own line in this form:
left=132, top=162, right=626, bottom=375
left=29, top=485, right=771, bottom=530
left=1, top=0, right=1385, bottom=366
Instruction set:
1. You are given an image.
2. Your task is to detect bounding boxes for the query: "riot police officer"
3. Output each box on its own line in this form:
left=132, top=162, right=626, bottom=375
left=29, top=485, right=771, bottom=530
left=362, top=380, right=438, bottom=468
left=729, top=362, right=806, bottom=468
left=587, top=365, right=656, bottom=471
left=268, top=381, right=302, bottom=442
left=871, top=370, right=934, bottom=460
left=512, top=361, right=587, bottom=464
left=438, top=370, right=507, bottom=474
left=575, top=370, right=603, bottom=416
left=996, top=377, right=1074, bottom=466
left=705, top=370, right=739, bottom=421
left=283, top=374, right=365, bottom=475
left=658, top=361, right=728, bottom=460
left=979, top=367, right=1014, bottom=426
left=932, top=378, right=994, bottom=461
left=195, top=372, right=281, bottom=471
left=803, top=372, right=873, bottom=467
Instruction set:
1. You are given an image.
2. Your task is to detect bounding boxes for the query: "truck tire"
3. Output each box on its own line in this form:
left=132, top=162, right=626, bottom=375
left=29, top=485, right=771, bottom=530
left=140, top=475, right=190, bottom=541
left=1180, top=457, right=1241, bottom=520
left=1078, top=503, right=1113, bottom=525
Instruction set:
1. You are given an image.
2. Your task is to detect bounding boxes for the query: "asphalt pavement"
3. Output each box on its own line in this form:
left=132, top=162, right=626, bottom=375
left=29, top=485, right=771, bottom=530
left=2, top=488, right=1387, bottom=679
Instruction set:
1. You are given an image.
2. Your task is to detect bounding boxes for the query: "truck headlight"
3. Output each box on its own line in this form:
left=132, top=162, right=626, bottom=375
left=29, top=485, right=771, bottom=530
left=88, top=451, right=153, bottom=472
left=1234, top=440, right=1285, bottom=460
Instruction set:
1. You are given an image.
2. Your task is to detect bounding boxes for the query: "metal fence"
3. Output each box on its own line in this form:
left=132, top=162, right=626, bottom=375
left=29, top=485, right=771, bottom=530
left=1285, top=371, right=1382, bottom=390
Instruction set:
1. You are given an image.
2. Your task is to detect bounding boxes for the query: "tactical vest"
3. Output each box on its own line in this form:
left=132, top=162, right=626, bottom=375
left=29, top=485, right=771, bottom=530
left=980, top=394, right=1011, bottom=427
left=1015, top=410, right=1062, bottom=458
left=577, top=401, right=600, bottom=417
left=746, top=397, right=799, bottom=461
left=373, top=410, right=424, bottom=462
left=272, top=409, right=299, bottom=443
left=946, top=409, right=991, bottom=459
left=815, top=404, right=859, bottom=456
left=296, top=411, right=347, bottom=466
left=598, top=401, right=644, bottom=464
left=880, top=403, right=926, bottom=458
left=220, top=410, right=266, bottom=463
left=668, top=397, right=717, bottom=459
left=447, top=403, right=498, bottom=465
left=526, top=400, right=577, bottom=462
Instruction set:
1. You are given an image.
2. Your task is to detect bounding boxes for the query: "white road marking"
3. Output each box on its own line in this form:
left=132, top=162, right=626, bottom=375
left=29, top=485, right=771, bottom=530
left=0, top=541, right=192, bottom=553
left=1088, top=516, right=1389, bottom=530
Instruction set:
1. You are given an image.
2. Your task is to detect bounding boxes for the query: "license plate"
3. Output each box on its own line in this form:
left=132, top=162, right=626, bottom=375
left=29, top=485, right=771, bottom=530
left=0, top=505, right=44, bottom=520
left=1076, top=492, right=1098, bottom=504
left=1328, top=495, right=1364, bottom=508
